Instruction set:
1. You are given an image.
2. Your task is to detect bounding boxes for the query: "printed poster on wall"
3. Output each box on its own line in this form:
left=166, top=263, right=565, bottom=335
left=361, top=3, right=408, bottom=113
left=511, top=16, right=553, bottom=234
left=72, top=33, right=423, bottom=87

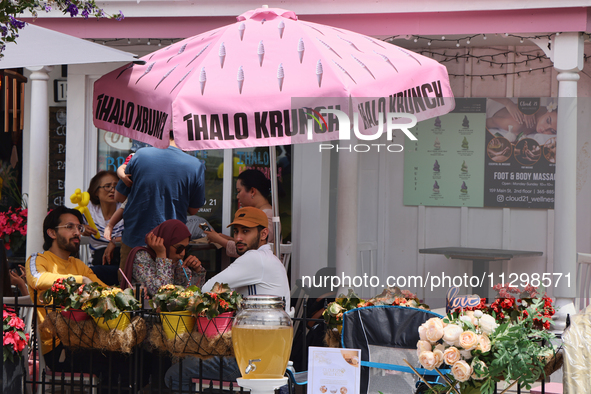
left=307, top=347, right=361, bottom=394
left=403, top=98, right=487, bottom=207
left=483, top=98, right=556, bottom=208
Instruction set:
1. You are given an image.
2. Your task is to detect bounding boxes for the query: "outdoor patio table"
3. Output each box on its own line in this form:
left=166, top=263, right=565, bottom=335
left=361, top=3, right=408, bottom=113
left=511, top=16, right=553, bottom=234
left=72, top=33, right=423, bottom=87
left=418, top=247, right=543, bottom=298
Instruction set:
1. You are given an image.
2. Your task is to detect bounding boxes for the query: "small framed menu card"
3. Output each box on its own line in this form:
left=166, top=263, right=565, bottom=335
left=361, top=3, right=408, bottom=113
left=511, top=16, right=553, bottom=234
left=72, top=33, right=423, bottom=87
left=307, top=347, right=361, bottom=394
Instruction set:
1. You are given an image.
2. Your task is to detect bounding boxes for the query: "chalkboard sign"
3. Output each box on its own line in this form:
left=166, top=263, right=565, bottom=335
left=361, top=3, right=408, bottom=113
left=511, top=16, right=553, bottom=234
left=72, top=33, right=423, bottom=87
left=48, top=107, right=67, bottom=209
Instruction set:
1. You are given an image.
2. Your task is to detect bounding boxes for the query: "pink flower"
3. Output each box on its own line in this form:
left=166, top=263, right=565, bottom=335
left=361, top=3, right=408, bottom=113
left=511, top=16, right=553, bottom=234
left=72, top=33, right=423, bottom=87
left=3, top=331, right=16, bottom=347
left=8, top=315, right=25, bottom=330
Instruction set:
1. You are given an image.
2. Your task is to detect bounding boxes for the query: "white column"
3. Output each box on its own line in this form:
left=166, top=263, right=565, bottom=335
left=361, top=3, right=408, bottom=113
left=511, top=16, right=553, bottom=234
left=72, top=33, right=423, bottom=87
left=336, top=143, right=359, bottom=295
left=25, top=66, right=53, bottom=258
left=551, top=32, right=583, bottom=331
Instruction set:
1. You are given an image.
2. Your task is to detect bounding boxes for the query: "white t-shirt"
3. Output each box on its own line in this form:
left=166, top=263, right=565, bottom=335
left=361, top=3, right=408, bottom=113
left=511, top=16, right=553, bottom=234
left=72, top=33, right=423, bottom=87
left=202, top=244, right=290, bottom=310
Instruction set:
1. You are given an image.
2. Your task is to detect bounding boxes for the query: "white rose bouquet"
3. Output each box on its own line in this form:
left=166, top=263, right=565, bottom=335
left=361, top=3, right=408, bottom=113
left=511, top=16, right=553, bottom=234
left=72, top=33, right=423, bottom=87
left=415, top=296, right=557, bottom=394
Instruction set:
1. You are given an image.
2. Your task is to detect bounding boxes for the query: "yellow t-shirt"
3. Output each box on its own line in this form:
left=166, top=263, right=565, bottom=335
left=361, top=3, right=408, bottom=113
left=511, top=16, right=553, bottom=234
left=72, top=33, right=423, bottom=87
left=25, top=250, right=106, bottom=354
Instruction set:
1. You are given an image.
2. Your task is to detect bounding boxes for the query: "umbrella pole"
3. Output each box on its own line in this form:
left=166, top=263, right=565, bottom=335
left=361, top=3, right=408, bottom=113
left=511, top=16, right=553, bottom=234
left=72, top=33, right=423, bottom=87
left=269, top=146, right=281, bottom=257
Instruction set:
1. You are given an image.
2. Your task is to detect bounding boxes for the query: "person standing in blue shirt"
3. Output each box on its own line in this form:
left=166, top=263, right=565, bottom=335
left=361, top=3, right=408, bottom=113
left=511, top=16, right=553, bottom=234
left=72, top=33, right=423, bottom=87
left=115, top=130, right=205, bottom=278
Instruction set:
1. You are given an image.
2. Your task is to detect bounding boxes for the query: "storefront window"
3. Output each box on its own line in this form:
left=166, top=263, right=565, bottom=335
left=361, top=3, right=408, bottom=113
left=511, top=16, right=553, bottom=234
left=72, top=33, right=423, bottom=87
left=232, top=145, right=292, bottom=243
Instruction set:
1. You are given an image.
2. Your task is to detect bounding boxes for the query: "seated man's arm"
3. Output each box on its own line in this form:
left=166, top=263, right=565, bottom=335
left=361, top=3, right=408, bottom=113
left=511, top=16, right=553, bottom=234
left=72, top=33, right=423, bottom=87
left=201, top=253, right=263, bottom=292
left=25, top=255, right=106, bottom=296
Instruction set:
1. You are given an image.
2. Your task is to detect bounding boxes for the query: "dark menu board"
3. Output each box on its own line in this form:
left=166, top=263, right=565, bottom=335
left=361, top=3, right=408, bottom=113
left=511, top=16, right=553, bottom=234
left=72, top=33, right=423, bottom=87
left=484, top=98, right=556, bottom=208
left=48, top=107, right=67, bottom=209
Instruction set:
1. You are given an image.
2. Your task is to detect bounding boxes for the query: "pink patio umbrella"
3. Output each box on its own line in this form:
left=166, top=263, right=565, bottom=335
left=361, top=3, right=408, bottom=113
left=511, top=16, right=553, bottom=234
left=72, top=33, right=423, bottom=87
left=93, top=7, right=453, bottom=150
left=93, top=7, right=455, bottom=253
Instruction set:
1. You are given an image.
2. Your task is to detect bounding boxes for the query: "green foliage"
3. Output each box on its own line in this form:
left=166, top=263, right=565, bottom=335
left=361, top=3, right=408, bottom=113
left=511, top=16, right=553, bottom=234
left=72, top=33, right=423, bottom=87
left=424, top=295, right=557, bottom=394
left=187, top=282, right=242, bottom=319
left=322, top=289, right=363, bottom=328
left=41, top=276, right=87, bottom=310
left=150, top=284, right=199, bottom=312
left=81, top=284, right=140, bottom=321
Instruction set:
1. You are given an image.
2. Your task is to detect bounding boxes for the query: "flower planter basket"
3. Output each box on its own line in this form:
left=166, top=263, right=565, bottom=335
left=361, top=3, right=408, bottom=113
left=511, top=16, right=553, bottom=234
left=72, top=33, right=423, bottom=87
left=196, top=312, right=233, bottom=338
left=160, top=311, right=195, bottom=340
left=542, top=349, right=563, bottom=378
left=60, top=308, right=90, bottom=322
left=42, top=310, right=146, bottom=353
left=324, top=327, right=342, bottom=348
left=93, top=311, right=133, bottom=331
left=149, top=311, right=234, bottom=359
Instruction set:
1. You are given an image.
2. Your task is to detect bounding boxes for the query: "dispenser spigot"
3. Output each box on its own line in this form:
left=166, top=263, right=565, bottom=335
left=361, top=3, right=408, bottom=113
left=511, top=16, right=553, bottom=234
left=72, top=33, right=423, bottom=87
left=245, top=359, right=261, bottom=374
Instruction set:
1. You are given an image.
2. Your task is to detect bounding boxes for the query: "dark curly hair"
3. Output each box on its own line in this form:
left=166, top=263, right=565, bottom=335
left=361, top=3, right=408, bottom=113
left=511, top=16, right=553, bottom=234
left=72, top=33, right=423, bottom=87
left=43, top=206, right=84, bottom=251
left=87, top=170, right=118, bottom=206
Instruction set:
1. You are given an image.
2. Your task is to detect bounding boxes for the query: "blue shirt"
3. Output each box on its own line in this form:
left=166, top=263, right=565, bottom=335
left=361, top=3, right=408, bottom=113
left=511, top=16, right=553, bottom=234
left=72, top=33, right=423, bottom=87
left=116, top=146, right=205, bottom=248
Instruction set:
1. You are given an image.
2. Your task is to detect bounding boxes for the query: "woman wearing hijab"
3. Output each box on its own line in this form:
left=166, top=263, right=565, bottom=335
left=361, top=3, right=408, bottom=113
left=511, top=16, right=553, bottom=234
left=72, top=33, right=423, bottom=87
left=122, top=219, right=206, bottom=296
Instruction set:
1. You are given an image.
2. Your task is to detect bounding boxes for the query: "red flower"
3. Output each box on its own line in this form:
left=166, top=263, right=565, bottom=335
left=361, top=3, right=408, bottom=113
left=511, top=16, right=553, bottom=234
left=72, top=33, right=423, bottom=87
left=501, top=298, right=515, bottom=309
left=3, top=331, right=18, bottom=348
left=7, top=315, right=24, bottom=330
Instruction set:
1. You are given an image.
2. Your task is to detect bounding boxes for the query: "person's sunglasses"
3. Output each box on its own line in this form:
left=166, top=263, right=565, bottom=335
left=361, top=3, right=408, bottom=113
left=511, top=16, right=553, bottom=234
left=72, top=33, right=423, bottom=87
left=55, top=223, right=85, bottom=233
left=98, top=183, right=116, bottom=191
left=173, top=244, right=191, bottom=254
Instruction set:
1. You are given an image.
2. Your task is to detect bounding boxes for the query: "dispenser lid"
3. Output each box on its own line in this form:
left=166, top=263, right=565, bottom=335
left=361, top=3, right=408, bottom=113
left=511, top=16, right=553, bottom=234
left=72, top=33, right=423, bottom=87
left=241, top=295, right=285, bottom=309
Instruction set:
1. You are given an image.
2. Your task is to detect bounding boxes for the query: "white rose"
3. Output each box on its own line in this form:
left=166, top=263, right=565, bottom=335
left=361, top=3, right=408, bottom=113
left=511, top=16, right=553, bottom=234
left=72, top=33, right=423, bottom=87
left=479, top=314, right=499, bottom=335
left=476, top=334, right=491, bottom=353
left=443, top=346, right=461, bottom=365
left=418, top=351, right=437, bottom=370
left=471, top=359, right=488, bottom=380
left=473, top=310, right=483, bottom=318
left=460, top=349, right=473, bottom=360
left=418, top=324, right=427, bottom=341
left=425, top=317, right=445, bottom=330
left=433, top=349, right=444, bottom=368
left=442, top=324, right=463, bottom=346
left=417, top=340, right=432, bottom=358
left=451, top=360, right=473, bottom=382
left=424, top=318, right=445, bottom=343
left=459, top=330, right=478, bottom=350
left=464, top=311, right=478, bottom=326
left=459, top=315, right=472, bottom=325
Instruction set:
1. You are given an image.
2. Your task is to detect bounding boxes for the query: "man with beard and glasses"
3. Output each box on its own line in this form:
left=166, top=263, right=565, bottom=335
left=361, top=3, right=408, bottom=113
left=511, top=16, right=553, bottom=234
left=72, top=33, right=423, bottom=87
left=165, top=206, right=290, bottom=392
left=25, top=207, right=139, bottom=393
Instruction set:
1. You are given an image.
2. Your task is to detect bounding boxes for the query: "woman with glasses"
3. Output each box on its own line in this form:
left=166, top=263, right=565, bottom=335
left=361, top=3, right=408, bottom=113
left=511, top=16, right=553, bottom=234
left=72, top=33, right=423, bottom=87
left=84, top=170, right=124, bottom=285
left=122, top=219, right=206, bottom=297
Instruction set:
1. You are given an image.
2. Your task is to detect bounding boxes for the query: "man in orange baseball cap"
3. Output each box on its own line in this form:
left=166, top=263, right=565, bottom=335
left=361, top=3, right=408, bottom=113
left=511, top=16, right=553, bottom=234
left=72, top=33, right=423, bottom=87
left=165, top=207, right=290, bottom=392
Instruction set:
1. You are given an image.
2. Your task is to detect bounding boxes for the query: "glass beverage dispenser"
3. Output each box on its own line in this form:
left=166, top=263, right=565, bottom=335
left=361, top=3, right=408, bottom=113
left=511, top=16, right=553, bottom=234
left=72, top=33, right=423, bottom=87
left=232, top=295, right=293, bottom=379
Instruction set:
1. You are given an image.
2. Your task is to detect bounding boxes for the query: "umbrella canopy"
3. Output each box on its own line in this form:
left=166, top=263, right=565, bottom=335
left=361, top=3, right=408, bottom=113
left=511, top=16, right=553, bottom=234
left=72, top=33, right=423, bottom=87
left=93, top=7, right=454, bottom=150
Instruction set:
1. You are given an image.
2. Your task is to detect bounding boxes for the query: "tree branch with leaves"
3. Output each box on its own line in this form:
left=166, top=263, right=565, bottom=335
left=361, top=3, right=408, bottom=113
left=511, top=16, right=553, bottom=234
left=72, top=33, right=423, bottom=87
left=0, top=1, right=124, bottom=56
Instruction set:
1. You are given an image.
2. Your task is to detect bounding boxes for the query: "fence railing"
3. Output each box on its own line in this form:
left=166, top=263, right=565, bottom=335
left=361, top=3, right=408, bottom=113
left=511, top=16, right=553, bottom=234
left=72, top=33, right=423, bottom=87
left=2, top=291, right=319, bottom=394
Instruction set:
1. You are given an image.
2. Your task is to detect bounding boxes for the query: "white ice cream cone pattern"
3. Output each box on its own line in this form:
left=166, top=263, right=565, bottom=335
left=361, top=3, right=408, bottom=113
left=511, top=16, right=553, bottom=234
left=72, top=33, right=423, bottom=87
left=351, top=55, right=375, bottom=79
left=277, top=63, right=284, bottom=91
left=199, top=67, right=207, bottom=95
left=278, top=21, right=285, bottom=38
left=258, top=40, right=265, bottom=67
left=238, top=22, right=246, bottom=41
left=298, top=38, right=305, bottom=64
left=316, top=60, right=323, bottom=88
left=237, top=66, right=244, bottom=94
left=374, top=51, right=398, bottom=72
left=219, top=42, right=226, bottom=69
